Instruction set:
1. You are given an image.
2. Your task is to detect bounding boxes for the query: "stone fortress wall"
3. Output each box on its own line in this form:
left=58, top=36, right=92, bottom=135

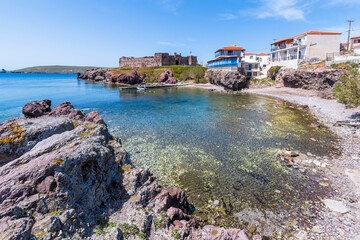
left=119, top=53, right=197, bottom=68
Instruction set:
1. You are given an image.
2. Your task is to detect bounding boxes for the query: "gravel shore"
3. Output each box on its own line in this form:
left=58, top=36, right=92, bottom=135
left=183, top=84, right=360, bottom=239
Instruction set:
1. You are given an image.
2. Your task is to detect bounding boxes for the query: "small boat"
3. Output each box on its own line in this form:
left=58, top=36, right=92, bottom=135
left=137, top=86, right=146, bottom=92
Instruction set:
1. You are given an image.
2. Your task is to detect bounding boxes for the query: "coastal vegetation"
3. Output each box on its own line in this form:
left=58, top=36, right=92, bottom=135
left=333, top=65, right=360, bottom=108
left=249, top=78, right=275, bottom=88
left=268, top=66, right=282, bottom=80
left=107, top=65, right=206, bottom=82
left=12, top=65, right=101, bottom=73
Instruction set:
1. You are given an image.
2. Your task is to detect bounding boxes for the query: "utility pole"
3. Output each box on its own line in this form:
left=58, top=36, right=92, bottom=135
left=347, top=19, right=355, bottom=51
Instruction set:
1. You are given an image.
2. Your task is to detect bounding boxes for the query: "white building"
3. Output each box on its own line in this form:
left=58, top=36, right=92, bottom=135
left=241, top=53, right=270, bottom=79
left=354, top=44, right=360, bottom=54
left=270, top=30, right=341, bottom=69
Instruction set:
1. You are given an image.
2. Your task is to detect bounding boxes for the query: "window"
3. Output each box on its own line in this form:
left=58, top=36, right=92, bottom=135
left=263, top=64, right=266, bottom=67
left=253, top=72, right=258, bottom=76
left=250, top=56, right=253, bottom=59
left=247, top=72, right=252, bottom=77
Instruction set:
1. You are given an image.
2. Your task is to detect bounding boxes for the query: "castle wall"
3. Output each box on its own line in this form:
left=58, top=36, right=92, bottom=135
left=119, top=53, right=197, bottom=68
left=119, top=57, right=162, bottom=68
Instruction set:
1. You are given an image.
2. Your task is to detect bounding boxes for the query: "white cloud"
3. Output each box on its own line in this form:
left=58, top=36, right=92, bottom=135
left=255, top=0, right=305, bottom=21
left=218, top=13, right=238, bottom=20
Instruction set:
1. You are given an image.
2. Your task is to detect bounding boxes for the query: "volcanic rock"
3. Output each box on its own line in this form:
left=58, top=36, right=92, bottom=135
left=275, top=68, right=343, bottom=98
left=205, top=70, right=248, bottom=91
left=1, top=100, right=252, bottom=239
left=22, top=99, right=51, bottom=118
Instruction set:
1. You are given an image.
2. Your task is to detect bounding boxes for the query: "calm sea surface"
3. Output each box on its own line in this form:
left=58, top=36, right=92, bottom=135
left=0, top=73, right=337, bottom=235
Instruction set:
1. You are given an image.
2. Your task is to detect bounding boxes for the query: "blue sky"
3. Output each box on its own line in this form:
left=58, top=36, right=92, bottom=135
left=1, top=0, right=360, bottom=70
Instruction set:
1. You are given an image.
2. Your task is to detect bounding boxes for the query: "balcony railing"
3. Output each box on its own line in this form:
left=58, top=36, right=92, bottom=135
left=215, top=52, right=242, bottom=58
left=271, top=55, right=299, bottom=62
left=271, top=42, right=306, bottom=52
left=208, top=63, right=238, bottom=68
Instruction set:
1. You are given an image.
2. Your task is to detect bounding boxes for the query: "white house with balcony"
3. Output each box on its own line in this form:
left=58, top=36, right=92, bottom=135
left=270, top=30, right=341, bottom=69
left=242, top=53, right=270, bottom=79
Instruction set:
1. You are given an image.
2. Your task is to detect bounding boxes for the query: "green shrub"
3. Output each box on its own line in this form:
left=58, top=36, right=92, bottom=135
left=119, top=223, right=141, bottom=239
left=180, top=65, right=206, bottom=83
left=171, top=228, right=181, bottom=239
left=331, top=61, right=359, bottom=70
left=333, top=68, right=360, bottom=108
left=268, top=66, right=282, bottom=80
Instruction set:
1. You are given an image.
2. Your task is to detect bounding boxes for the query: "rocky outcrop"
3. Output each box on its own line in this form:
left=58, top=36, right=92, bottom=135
left=78, top=69, right=178, bottom=85
left=22, top=99, right=52, bottom=118
left=159, top=69, right=178, bottom=84
left=0, top=100, right=251, bottom=240
left=275, top=68, right=343, bottom=98
left=205, top=70, right=248, bottom=91
left=78, top=69, right=145, bottom=85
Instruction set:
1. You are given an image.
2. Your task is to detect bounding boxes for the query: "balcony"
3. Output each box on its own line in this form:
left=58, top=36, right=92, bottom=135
left=208, top=63, right=239, bottom=68
left=271, top=43, right=305, bottom=52
left=215, top=52, right=242, bottom=58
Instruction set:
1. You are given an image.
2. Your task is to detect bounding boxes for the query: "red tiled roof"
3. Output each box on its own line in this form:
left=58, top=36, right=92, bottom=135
left=207, top=55, right=240, bottom=63
left=271, top=37, right=293, bottom=45
left=215, top=45, right=245, bottom=53
left=272, top=30, right=341, bottom=45
left=244, top=53, right=256, bottom=55
left=257, top=53, right=270, bottom=56
left=341, top=42, right=348, bottom=46
left=354, top=44, right=360, bottom=48
left=293, top=30, right=341, bottom=38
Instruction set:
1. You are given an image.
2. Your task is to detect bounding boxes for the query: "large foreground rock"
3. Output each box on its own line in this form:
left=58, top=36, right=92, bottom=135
left=0, top=100, right=251, bottom=240
left=205, top=70, right=248, bottom=91
left=275, top=67, right=343, bottom=98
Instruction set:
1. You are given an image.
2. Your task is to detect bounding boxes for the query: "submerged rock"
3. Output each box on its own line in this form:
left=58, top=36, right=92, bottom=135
left=0, top=100, right=251, bottom=240
left=322, top=199, right=350, bottom=214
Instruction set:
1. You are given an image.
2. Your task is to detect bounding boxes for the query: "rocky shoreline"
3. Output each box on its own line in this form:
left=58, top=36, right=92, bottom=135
left=0, top=100, right=251, bottom=240
left=179, top=82, right=360, bottom=239
left=77, top=69, right=178, bottom=85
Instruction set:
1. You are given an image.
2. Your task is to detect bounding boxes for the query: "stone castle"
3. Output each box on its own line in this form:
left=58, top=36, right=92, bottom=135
left=119, top=53, right=197, bottom=68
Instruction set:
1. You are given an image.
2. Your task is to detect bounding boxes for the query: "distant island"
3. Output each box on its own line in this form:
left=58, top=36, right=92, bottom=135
left=1, top=69, right=6, bottom=73
left=11, top=65, right=103, bottom=74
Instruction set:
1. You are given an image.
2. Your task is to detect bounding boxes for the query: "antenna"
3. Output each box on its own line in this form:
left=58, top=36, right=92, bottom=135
left=347, top=19, right=355, bottom=51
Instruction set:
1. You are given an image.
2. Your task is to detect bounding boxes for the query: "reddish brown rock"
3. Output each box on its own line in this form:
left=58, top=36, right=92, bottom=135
left=275, top=67, right=343, bottom=98
left=85, top=111, right=105, bottom=124
left=37, top=176, right=57, bottom=193
left=167, top=207, right=189, bottom=221
left=68, top=109, right=85, bottom=121
left=206, top=70, right=248, bottom=91
left=22, top=99, right=51, bottom=118
left=152, top=187, right=190, bottom=213
left=49, top=102, right=74, bottom=117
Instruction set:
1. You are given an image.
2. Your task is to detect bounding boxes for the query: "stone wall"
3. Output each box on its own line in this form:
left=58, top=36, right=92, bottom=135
left=119, top=56, right=162, bottom=68
left=119, top=53, right=197, bottom=68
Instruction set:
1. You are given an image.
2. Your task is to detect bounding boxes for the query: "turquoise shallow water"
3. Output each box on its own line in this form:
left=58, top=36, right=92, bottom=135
left=0, top=73, right=337, bottom=235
